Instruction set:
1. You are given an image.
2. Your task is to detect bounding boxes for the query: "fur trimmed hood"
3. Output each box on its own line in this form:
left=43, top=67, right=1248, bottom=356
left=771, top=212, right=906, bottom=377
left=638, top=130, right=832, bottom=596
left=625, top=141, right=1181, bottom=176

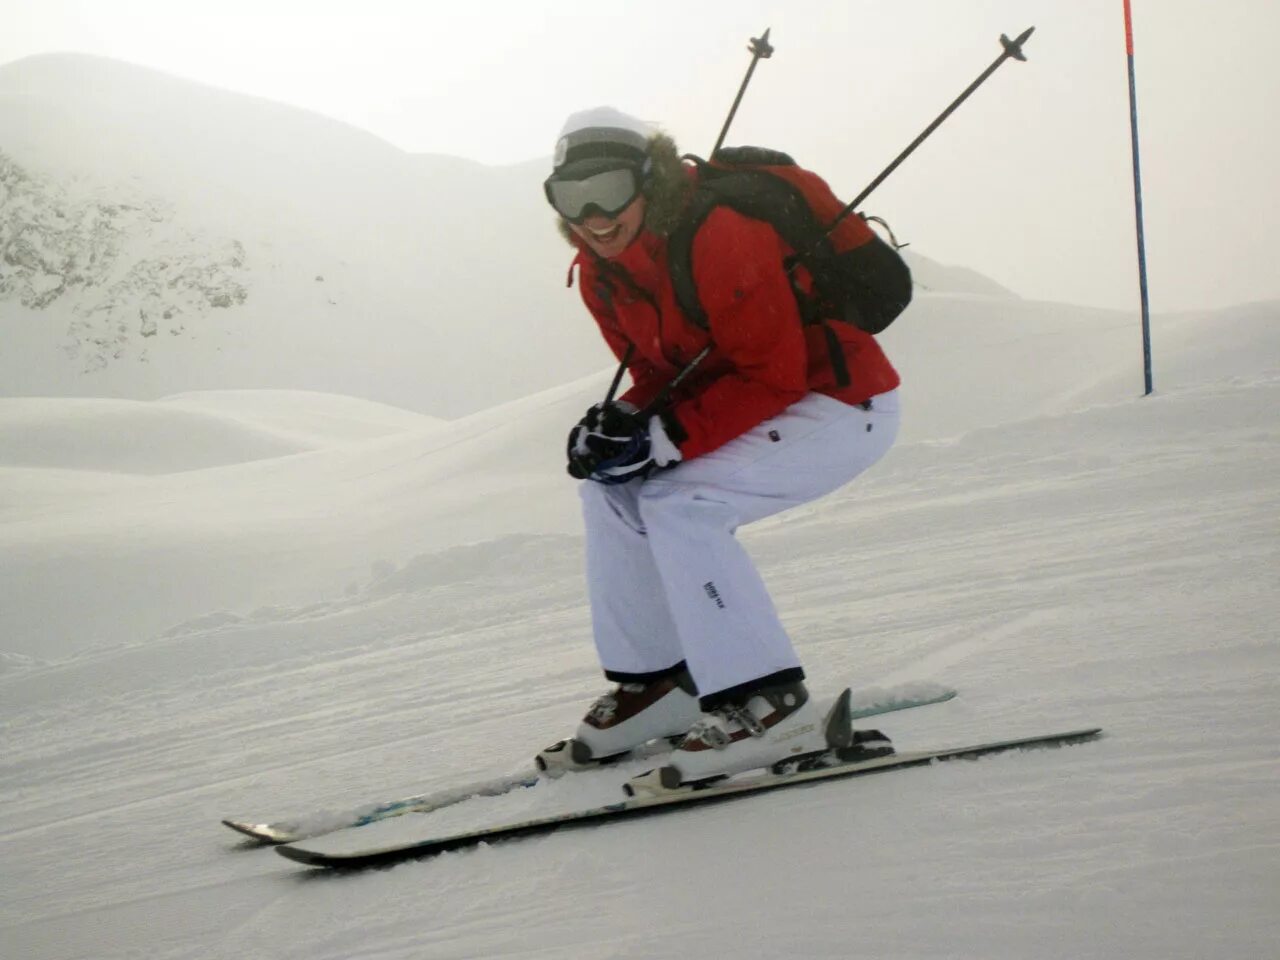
left=555, top=131, right=693, bottom=246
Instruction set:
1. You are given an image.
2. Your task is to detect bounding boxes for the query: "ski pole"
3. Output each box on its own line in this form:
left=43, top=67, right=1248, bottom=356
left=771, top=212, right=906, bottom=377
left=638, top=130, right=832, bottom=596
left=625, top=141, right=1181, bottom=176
left=601, top=343, right=634, bottom=408
left=636, top=344, right=713, bottom=420
left=833, top=27, right=1035, bottom=232
left=711, top=28, right=774, bottom=157
left=643, top=27, right=1038, bottom=407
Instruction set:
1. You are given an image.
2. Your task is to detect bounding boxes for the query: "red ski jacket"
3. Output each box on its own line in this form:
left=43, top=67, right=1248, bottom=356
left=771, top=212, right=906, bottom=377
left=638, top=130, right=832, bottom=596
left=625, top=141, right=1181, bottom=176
left=572, top=206, right=900, bottom=461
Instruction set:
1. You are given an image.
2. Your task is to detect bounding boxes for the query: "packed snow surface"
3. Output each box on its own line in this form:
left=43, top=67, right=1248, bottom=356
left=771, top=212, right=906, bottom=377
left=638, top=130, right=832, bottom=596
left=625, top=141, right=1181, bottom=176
left=2, top=296, right=1277, bottom=959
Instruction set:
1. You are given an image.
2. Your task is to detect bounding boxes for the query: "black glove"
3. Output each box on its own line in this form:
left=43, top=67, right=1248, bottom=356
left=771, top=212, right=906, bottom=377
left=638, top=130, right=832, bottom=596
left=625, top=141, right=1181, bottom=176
left=567, top=402, right=683, bottom=484
left=566, top=401, right=641, bottom=479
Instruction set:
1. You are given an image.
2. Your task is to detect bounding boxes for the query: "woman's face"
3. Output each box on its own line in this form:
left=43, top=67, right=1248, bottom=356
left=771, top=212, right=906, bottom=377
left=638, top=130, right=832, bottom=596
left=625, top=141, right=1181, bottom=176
left=568, top=195, right=647, bottom=260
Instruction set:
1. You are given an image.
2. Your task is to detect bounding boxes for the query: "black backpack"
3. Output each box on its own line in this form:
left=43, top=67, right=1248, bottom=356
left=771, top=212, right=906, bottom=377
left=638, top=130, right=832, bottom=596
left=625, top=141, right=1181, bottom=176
left=667, top=147, right=913, bottom=344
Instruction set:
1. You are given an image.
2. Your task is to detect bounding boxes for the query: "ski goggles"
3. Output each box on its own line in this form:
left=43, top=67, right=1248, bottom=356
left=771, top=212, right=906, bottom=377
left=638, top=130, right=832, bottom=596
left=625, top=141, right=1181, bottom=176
left=544, top=165, right=644, bottom=224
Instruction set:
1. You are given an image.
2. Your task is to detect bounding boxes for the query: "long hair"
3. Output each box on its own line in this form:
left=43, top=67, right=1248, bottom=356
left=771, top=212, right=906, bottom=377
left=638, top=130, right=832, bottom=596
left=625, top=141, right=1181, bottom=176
left=640, top=132, right=692, bottom=237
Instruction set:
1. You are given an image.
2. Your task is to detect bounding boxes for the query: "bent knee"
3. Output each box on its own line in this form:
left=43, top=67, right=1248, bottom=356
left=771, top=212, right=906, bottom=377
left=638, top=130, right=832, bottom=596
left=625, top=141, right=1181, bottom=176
left=580, top=478, right=647, bottom=532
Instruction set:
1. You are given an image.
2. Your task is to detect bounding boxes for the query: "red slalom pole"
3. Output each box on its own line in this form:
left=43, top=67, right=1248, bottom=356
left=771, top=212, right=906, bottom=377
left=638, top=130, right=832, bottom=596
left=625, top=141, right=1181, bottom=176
left=1124, top=0, right=1154, bottom=395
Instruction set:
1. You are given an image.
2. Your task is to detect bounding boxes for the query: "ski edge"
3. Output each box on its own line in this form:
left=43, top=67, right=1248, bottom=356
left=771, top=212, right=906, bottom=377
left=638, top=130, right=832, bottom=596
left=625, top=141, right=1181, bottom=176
left=224, top=685, right=958, bottom=844
left=276, top=726, right=1101, bottom=869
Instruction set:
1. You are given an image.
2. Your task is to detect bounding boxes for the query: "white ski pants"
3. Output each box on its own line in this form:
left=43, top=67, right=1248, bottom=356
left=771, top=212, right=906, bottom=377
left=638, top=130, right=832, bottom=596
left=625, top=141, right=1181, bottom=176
left=580, top=389, right=900, bottom=703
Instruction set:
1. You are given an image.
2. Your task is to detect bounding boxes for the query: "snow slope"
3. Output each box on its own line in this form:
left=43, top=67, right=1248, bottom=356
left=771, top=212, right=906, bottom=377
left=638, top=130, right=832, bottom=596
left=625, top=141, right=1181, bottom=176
left=0, top=292, right=1171, bottom=659
left=1, top=292, right=1277, bottom=958
left=0, top=390, right=439, bottom=475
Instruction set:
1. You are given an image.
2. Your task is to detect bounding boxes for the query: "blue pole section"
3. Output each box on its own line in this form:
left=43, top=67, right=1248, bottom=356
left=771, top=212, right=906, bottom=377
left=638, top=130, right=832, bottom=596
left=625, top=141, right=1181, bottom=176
left=1124, top=0, right=1154, bottom=395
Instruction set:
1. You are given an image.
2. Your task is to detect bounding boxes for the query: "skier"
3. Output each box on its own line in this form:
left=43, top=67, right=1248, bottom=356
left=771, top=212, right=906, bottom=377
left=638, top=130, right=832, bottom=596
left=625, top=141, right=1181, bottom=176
left=540, top=107, right=905, bottom=786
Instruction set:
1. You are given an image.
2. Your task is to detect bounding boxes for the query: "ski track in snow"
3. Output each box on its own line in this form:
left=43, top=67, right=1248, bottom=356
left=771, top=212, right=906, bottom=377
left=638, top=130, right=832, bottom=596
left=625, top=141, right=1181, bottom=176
left=2, top=330, right=1279, bottom=956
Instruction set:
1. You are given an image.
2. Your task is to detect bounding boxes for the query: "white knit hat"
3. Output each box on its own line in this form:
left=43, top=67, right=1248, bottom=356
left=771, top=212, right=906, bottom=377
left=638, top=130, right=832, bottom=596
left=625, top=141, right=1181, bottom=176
left=553, top=106, right=656, bottom=176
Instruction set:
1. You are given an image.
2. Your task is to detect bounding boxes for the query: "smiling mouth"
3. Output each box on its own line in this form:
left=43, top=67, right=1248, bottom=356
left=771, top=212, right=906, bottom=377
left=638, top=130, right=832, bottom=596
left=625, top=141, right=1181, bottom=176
left=587, top=223, right=623, bottom=244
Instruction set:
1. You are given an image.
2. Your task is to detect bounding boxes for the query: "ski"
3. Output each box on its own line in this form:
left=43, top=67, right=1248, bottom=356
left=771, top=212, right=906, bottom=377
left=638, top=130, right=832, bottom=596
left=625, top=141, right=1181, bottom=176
left=223, top=682, right=956, bottom=844
left=276, top=726, right=1101, bottom=869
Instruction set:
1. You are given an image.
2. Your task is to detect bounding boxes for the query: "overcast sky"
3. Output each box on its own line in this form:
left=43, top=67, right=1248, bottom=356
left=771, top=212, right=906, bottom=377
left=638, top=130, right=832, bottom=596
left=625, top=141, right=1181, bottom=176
left=3, top=0, right=1278, bottom=313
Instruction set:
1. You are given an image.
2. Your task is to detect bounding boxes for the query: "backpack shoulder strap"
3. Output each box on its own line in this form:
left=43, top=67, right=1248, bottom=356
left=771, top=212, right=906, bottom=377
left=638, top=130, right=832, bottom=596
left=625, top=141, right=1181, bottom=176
left=667, top=156, right=724, bottom=330
left=667, top=153, right=836, bottom=331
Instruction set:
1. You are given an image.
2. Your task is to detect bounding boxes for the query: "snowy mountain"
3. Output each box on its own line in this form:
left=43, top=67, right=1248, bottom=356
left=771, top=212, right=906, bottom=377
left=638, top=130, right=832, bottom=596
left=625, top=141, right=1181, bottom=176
left=1, top=53, right=1012, bottom=416
left=1, top=151, right=250, bottom=367
left=0, top=54, right=595, bottom=415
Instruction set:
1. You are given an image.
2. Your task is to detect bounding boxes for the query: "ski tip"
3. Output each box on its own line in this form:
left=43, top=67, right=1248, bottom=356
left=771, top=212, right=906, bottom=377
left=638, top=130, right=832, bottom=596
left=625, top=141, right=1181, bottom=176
left=221, top=819, right=299, bottom=845
left=1063, top=727, right=1102, bottom=740
left=847, top=684, right=957, bottom=719
left=222, top=819, right=266, bottom=839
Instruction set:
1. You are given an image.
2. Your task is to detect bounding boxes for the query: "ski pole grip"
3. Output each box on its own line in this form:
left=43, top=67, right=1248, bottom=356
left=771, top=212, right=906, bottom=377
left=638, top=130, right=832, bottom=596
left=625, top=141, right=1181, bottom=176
left=1001, top=26, right=1034, bottom=61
